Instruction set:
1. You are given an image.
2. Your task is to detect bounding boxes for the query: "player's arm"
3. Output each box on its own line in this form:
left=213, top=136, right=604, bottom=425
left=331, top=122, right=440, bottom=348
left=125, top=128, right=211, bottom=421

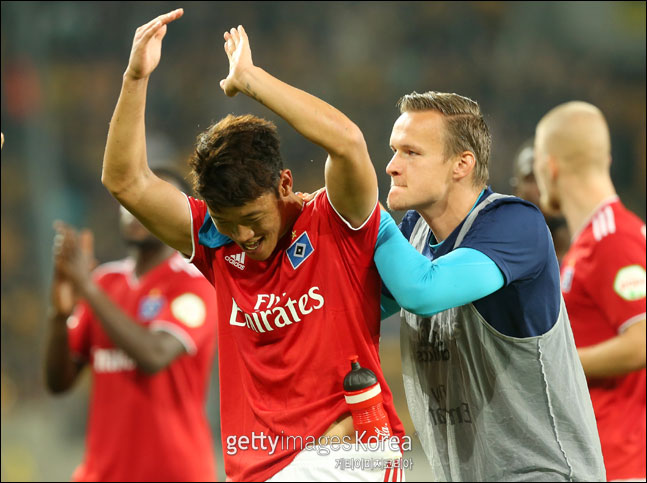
left=44, top=267, right=85, bottom=394
left=220, top=26, right=377, bottom=227
left=54, top=223, right=186, bottom=374
left=578, top=234, right=647, bottom=378
left=374, top=211, right=504, bottom=316
left=577, top=320, right=646, bottom=378
left=102, top=9, right=192, bottom=256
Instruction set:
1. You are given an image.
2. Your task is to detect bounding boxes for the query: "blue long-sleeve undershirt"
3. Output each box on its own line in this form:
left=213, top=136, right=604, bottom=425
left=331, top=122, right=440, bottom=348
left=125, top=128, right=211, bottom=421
left=376, top=211, right=504, bottom=319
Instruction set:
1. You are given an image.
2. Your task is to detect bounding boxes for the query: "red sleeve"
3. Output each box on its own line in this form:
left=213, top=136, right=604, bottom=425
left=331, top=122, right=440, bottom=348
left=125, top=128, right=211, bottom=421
left=149, top=275, right=218, bottom=355
left=67, top=300, right=93, bottom=361
left=185, top=194, right=216, bottom=284
left=579, top=232, right=646, bottom=333
left=314, top=190, right=381, bottom=266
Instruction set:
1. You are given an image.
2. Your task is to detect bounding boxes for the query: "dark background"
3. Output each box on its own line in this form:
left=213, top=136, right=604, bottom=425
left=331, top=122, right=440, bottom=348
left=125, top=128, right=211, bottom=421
left=1, top=2, right=645, bottom=480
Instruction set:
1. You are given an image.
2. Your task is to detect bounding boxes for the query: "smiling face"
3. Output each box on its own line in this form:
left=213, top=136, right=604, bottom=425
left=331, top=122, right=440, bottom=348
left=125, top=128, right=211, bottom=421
left=208, top=169, right=300, bottom=261
left=209, top=191, right=286, bottom=261
left=386, top=110, right=454, bottom=212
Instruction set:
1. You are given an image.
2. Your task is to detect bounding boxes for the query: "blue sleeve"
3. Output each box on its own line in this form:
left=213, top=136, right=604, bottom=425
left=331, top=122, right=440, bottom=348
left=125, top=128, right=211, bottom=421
left=375, top=211, right=504, bottom=317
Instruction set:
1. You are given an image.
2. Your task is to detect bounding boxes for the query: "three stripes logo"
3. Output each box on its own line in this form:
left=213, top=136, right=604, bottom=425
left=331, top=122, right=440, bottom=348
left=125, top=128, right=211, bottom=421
left=592, top=206, right=616, bottom=241
left=225, top=252, right=246, bottom=270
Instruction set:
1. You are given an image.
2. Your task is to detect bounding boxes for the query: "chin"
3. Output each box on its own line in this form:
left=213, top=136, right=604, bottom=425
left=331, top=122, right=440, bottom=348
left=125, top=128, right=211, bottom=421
left=386, top=192, right=405, bottom=212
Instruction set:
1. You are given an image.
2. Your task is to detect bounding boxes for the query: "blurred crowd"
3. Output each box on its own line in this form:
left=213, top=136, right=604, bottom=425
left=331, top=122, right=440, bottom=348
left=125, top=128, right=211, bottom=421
left=1, top=2, right=645, bottom=480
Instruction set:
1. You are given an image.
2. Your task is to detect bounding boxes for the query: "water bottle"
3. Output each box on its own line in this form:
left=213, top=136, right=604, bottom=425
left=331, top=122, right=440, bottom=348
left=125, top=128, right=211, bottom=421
left=343, top=355, right=393, bottom=443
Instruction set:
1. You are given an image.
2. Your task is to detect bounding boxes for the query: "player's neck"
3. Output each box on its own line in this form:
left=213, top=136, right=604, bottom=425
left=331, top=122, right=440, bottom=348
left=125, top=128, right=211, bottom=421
left=277, top=194, right=305, bottom=240
left=419, top=185, right=484, bottom=243
left=559, top=172, right=617, bottom=237
left=131, top=243, right=175, bottom=278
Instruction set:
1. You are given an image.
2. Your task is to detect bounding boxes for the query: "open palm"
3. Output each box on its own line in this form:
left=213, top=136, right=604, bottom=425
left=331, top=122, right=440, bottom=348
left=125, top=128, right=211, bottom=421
left=220, top=25, right=254, bottom=97
left=125, top=9, right=184, bottom=80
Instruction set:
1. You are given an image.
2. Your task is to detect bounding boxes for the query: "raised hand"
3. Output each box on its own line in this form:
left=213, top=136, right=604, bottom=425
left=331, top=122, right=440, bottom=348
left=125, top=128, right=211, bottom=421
left=53, top=222, right=97, bottom=290
left=125, top=8, right=184, bottom=81
left=220, top=25, right=254, bottom=97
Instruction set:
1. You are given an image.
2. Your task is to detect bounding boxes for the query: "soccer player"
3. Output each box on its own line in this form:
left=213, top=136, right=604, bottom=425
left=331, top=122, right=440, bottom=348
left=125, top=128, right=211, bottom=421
left=534, top=101, right=646, bottom=482
left=510, top=139, right=570, bottom=264
left=372, top=91, right=606, bottom=481
left=101, top=9, right=404, bottom=482
left=45, top=169, right=219, bottom=482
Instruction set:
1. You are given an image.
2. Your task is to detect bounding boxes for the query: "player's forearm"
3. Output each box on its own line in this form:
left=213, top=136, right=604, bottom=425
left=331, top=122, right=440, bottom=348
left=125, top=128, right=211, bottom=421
left=44, top=313, right=82, bottom=394
left=375, top=212, right=504, bottom=316
left=239, top=66, right=366, bottom=160
left=77, top=281, right=174, bottom=374
left=102, top=75, right=152, bottom=200
left=578, top=323, right=646, bottom=378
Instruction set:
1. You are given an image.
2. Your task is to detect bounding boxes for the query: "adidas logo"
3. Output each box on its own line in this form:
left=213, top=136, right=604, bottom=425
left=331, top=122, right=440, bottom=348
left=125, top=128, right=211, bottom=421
left=225, top=252, right=246, bottom=270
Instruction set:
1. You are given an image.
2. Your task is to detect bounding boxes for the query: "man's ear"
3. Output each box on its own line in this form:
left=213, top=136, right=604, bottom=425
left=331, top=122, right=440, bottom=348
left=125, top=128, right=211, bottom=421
left=454, top=151, right=476, bottom=182
left=278, top=169, right=294, bottom=198
left=548, top=154, right=559, bottom=182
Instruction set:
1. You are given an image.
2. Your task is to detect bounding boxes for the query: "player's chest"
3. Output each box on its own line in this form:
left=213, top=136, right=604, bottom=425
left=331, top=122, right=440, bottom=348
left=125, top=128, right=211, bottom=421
left=91, top=277, right=171, bottom=346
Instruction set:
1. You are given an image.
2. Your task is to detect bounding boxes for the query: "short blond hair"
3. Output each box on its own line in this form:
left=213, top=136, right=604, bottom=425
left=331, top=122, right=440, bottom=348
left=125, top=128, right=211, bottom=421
left=398, top=91, right=490, bottom=186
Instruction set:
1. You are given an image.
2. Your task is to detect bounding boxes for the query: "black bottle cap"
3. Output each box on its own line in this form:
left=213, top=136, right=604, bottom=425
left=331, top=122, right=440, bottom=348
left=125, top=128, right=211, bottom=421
left=343, top=355, right=378, bottom=391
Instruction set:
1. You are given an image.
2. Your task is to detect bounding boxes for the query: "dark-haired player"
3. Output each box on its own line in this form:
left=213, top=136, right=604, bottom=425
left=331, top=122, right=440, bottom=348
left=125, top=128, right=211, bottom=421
left=101, top=10, right=404, bottom=482
left=45, top=169, right=218, bottom=481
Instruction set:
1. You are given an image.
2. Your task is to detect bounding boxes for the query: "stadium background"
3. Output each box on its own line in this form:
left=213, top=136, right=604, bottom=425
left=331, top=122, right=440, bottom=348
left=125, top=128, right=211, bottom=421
left=1, top=2, right=645, bottom=481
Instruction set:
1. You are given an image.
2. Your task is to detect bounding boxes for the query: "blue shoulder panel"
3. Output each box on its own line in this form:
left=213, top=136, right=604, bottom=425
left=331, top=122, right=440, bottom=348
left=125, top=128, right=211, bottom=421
left=198, top=212, right=233, bottom=248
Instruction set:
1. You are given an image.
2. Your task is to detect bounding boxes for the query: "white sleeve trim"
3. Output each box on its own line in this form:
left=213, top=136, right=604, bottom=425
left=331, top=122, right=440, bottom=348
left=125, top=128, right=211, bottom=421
left=182, top=193, right=197, bottom=263
left=324, top=189, right=379, bottom=232
left=150, top=320, right=197, bottom=356
left=618, top=313, right=646, bottom=334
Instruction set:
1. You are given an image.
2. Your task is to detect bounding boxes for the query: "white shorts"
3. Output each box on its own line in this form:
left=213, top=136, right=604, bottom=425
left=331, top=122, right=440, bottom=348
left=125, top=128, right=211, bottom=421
left=266, top=441, right=405, bottom=482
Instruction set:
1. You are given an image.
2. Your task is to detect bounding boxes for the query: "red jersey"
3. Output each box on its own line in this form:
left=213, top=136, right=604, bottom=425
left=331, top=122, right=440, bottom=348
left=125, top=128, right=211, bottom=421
left=187, top=192, right=405, bottom=482
left=560, top=197, right=646, bottom=481
left=67, top=253, right=218, bottom=482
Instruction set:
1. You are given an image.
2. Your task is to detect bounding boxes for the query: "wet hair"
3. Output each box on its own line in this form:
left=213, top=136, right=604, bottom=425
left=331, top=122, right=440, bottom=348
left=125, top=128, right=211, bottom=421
left=188, top=114, right=283, bottom=209
left=398, top=91, right=491, bottom=186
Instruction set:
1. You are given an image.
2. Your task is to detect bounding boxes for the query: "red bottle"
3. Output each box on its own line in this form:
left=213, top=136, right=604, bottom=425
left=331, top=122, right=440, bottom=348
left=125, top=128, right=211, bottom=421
left=343, top=355, right=393, bottom=443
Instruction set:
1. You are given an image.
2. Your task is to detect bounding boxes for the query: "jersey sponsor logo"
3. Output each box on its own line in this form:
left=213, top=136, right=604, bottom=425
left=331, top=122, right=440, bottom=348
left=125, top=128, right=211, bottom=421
left=229, top=286, right=325, bottom=332
left=225, top=252, right=246, bottom=270
left=561, top=265, right=575, bottom=293
left=93, top=348, right=136, bottom=373
left=613, top=265, right=646, bottom=301
left=138, top=290, right=165, bottom=321
left=170, top=293, right=206, bottom=328
left=286, top=232, right=314, bottom=270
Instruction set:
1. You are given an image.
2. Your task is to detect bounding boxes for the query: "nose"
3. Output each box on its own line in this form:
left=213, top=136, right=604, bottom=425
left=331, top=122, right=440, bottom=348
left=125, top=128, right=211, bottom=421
left=386, top=153, right=402, bottom=177
left=233, top=225, right=255, bottom=243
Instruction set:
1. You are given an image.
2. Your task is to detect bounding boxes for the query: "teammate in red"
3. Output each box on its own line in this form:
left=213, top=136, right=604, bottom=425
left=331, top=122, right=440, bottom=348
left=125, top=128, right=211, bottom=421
left=101, top=9, right=404, bottom=482
left=534, top=101, right=646, bottom=481
left=45, top=170, right=218, bottom=482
